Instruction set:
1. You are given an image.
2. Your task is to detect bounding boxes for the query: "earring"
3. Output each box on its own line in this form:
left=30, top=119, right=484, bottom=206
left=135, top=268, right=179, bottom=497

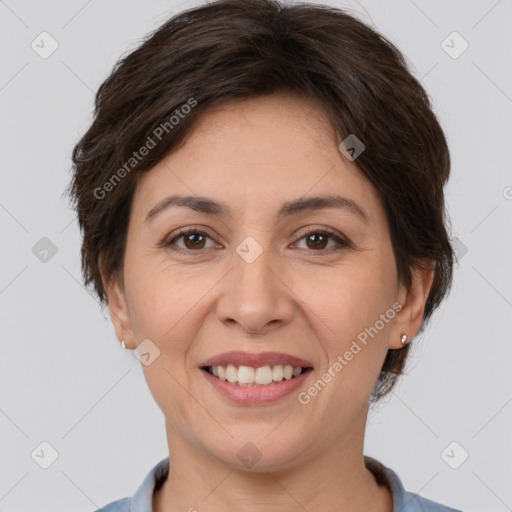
left=121, top=340, right=126, bottom=349
left=400, top=334, right=408, bottom=346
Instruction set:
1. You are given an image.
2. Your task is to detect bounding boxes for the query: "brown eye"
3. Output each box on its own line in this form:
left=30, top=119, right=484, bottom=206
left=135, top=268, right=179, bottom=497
left=182, top=232, right=206, bottom=250
left=305, top=232, right=329, bottom=250
left=164, top=228, right=349, bottom=253
left=165, top=229, right=216, bottom=251
left=296, top=230, right=350, bottom=251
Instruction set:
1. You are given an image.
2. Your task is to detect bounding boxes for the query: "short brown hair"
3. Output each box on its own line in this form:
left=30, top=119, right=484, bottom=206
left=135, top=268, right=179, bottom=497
left=66, top=0, right=454, bottom=402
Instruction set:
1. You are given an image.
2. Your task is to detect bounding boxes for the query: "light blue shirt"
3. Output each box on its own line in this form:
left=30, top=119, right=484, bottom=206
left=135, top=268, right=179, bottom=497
left=94, top=456, right=462, bottom=511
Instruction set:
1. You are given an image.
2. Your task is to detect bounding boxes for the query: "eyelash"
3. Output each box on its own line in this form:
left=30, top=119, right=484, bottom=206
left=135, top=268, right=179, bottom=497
left=163, top=227, right=351, bottom=253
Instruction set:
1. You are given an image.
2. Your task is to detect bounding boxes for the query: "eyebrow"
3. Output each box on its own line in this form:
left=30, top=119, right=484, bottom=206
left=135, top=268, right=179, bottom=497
left=145, top=194, right=369, bottom=224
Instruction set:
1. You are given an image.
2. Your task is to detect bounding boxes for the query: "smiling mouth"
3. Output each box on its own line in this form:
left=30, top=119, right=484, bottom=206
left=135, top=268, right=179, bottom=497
left=201, top=364, right=313, bottom=387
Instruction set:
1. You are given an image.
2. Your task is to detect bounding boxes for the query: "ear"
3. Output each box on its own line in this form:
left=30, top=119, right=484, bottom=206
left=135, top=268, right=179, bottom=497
left=389, top=260, right=436, bottom=349
left=102, top=270, right=137, bottom=349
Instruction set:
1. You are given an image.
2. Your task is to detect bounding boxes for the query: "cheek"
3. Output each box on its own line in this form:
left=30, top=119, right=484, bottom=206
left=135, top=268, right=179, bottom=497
left=295, top=254, right=396, bottom=364
left=124, top=251, right=221, bottom=372
left=124, top=248, right=191, bottom=336
left=127, top=262, right=204, bottom=418
left=305, top=260, right=393, bottom=320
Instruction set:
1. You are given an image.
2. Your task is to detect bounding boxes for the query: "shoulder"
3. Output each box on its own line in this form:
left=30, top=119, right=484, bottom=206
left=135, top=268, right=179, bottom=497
left=364, top=455, right=463, bottom=512
left=93, top=497, right=131, bottom=512
left=401, top=490, right=462, bottom=511
left=91, top=457, right=170, bottom=512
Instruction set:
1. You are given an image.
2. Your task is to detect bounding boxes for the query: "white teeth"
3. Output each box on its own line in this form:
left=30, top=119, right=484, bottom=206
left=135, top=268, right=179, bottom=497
left=209, top=364, right=306, bottom=386
left=272, top=365, right=284, bottom=382
left=255, top=365, right=273, bottom=385
left=237, top=365, right=255, bottom=385
left=226, top=364, right=238, bottom=383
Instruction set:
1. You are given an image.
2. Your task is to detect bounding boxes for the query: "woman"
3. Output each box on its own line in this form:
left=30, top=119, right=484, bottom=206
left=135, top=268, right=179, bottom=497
left=67, top=0, right=460, bottom=510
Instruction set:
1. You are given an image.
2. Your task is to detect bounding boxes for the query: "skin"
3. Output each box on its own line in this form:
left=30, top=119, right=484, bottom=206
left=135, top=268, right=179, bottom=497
left=103, top=93, right=434, bottom=512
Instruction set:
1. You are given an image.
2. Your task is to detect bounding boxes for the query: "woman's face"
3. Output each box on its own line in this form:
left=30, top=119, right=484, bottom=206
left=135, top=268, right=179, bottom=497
left=106, top=93, right=431, bottom=471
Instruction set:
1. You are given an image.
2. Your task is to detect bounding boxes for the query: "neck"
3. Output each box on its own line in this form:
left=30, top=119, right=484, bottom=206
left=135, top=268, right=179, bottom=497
left=153, top=414, right=393, bottom=512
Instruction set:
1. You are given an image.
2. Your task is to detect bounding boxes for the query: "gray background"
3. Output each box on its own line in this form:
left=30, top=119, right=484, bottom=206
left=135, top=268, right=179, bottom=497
left=1, top=0, right=511, bottom=511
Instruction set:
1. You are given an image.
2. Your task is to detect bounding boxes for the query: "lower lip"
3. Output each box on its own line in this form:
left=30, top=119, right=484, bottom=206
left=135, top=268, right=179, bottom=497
left=201, top=368, right=312, bottom=405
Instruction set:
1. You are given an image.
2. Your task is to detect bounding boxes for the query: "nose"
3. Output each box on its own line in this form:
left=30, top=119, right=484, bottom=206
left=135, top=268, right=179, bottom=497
left=215, top=242, right=294, bottom=336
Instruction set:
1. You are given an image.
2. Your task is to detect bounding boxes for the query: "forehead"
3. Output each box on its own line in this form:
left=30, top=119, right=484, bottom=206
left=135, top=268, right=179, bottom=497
left=178, top=94, right=340, bottom=164
left=131, top=93, right=383, bottom=224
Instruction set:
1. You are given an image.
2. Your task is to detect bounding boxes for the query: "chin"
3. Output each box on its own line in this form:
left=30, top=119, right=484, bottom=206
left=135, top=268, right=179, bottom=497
left=205, top=431, right=308, bottom=472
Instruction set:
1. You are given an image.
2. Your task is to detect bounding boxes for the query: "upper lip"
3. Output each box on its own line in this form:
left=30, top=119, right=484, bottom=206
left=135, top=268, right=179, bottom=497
left=201, top=351, right=313, bottom=369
